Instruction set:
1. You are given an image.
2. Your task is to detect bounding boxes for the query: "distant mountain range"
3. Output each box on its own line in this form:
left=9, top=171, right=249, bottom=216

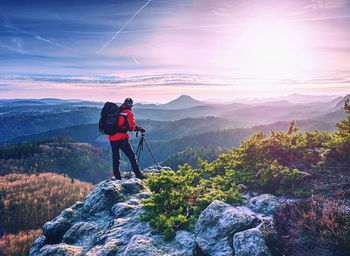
left=0, top=98, right=104, bottom=107
left=0, top=94, right=347, bottom=145
left=232, top=93, right=342, bottom=105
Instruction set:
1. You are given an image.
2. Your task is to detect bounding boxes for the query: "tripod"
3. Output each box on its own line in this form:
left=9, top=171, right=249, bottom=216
left=135, top=131, right=161, bottom=171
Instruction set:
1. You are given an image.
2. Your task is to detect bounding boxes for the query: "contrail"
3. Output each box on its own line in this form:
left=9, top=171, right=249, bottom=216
left=131, top=56, right=140, bottom=64
left=2, top=15, right=69, bottom=50
left=34, top=35, right=70, bottom=50
left=98, top=0, right=152, bottom=52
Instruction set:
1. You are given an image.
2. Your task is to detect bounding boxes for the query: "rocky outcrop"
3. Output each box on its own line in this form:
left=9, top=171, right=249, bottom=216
left=30, top=179, right=280, bottom=256
left=30, top=179, right=193, bottom=256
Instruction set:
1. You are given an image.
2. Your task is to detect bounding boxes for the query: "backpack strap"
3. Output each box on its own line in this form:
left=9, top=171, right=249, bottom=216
left=120, top=112, right=130, bottom=131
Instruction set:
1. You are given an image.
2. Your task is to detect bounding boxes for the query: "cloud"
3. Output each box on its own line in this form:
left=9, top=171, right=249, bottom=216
left=2, top=72, right=350, bottom=92
left=0, top=82, right=19, bottom=92
left=304, top=0, right=350, bottom=9
left=11, top=37, right=23, bottom=50
left=290, top=15, right=350, bottom=23
left=0, top=73, right=233, bottom=91
left=1, top=72, right=349, bottom=101
left=0, top=43, right=25, bottom=54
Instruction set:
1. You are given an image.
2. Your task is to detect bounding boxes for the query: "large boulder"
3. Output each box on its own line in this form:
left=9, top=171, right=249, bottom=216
left=195, top=200, right=258, bottom=256
left=121, top=234, right=166, bottom=256
left=30, top=178, right=195, bottom=256
left=233, top=227, right=272, bottom=256
left=248, top=194, right=281, bottom=215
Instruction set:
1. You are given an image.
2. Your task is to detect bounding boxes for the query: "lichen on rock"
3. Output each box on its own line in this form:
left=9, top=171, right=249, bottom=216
left=248, top=194, right=281, bottom=215
left=233, top=227, right=272, bottom=256
left=194, top=200, right=258, bottom=256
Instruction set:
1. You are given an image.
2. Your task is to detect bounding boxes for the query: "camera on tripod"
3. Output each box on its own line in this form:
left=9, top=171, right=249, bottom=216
left=134, top=126, right=161, bottom=171
left=135, top=126, right=146, bottom=137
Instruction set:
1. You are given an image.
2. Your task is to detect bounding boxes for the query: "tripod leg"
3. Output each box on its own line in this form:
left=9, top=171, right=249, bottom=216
left=136, top=138, right=144, bottom=162
left=143, top=137, right=161, bottom=171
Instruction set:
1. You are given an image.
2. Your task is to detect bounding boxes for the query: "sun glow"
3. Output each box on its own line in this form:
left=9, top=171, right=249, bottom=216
left=227, top=18, right=311, bottom=79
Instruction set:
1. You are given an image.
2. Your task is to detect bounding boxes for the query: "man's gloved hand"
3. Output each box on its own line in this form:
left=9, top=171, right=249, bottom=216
left=135, top=126, right=146, bottom=133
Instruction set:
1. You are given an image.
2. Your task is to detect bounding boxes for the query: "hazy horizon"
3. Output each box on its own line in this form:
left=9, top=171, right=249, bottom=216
left=0, top=92, right=345, bottom=105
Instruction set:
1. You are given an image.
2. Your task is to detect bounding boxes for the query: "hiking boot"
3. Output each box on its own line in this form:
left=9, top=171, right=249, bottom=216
left=114, top=174, right=122, bottom=180
left=135, top=173, right=146, bottom=180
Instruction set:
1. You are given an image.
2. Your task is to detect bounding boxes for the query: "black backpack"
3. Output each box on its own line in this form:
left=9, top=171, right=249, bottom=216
left=99, top=102, right=128, bottom=135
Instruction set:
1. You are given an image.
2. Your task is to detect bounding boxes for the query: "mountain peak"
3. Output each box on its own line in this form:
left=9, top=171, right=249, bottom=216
left=178, top=94, right=195, bottom=99
left=162, top=95, right=204, bottom=109
left=171, top=95, right=200, bottom=102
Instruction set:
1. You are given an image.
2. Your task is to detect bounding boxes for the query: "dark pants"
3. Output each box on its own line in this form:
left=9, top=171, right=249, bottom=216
left=110, top=139, right=141, bottom=179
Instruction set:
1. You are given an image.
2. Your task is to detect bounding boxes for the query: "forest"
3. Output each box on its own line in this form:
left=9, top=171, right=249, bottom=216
left=0, top=173, right=94, bottom=256
left=0, top=137, right=111, bottom=183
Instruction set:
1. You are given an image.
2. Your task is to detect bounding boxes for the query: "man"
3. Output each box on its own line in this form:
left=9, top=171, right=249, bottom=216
left=109, top=98, right=145, bottom=180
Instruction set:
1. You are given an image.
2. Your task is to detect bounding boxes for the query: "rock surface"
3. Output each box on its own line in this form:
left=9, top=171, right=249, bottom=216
left=233, top=228, right=272, bottom=256
left=31, top=178, right=278, bottom=256
left=30, top=179, right=193, bottom=256
left=195, top=200, right=265, bottom=256
left=249, top=194, right=281, bottom=215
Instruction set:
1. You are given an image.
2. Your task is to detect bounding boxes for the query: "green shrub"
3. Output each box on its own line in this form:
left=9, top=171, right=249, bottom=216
left=324, top=99, right=350, bottom=169
left=292, top=188, right=312, bottom=198
left=255, top=160, right=305, bottom=193
left=142, top=163, right=243, bottom=240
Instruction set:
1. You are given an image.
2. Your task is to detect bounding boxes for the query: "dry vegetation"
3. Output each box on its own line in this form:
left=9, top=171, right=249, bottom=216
left=270, top=197, right=350, bottom=256
left=0, top=229, right=41, bottom=256
left=0, top=173, right=94, bottom=256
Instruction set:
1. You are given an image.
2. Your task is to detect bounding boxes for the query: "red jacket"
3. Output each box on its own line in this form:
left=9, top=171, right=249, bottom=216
left=109, top=104, right=136, bottom=141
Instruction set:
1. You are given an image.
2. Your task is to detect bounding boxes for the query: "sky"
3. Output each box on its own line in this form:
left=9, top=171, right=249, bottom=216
left=0, top=0, right=349, bottom=102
